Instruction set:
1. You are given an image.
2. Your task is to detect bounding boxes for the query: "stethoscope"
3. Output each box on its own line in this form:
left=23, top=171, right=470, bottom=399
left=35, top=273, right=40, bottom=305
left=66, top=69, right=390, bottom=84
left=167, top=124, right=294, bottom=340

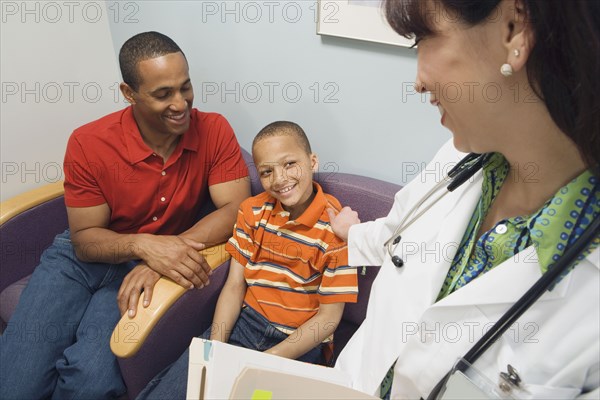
left=384, top=152, right=490, bottom=267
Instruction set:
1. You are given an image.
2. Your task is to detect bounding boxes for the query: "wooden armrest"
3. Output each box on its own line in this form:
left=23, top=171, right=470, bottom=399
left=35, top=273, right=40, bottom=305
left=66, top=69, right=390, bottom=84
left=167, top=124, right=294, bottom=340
left=110, top=244, right=231, bottom=358
left=0, top=181, right=64, bottom=226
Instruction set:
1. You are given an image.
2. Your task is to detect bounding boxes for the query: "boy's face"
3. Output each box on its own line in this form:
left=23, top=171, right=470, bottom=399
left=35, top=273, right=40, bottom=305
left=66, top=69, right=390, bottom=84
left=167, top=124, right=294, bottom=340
left=253, top=135, right=318, bottom=219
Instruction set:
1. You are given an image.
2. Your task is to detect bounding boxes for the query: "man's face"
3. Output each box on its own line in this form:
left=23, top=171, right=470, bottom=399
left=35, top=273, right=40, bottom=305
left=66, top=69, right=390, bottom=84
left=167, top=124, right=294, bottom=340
left=123, top=52, right=194, bottom=139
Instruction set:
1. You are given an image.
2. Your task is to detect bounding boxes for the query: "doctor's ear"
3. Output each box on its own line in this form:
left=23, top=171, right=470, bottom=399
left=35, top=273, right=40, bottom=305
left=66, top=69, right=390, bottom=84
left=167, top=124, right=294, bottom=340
left=500, top=0, right=535, bottom=73
left=120, top=83, right=137, bottom=105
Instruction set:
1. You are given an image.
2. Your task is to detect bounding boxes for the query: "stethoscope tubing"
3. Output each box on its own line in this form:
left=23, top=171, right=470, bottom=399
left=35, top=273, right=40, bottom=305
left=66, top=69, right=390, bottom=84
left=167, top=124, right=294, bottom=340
left=385, top=153, right=486, bottom=263
left=384, top=177, right=451, bottom=254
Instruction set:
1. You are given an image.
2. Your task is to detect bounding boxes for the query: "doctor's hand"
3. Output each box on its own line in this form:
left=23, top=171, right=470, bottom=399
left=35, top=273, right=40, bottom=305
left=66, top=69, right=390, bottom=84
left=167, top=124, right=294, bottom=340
left=327, top=207, right=360, bottom=243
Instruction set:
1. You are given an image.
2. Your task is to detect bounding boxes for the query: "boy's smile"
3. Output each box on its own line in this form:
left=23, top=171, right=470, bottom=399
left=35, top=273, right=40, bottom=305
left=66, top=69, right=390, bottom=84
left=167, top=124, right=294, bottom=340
left=253, top=135, right=318, bottom=220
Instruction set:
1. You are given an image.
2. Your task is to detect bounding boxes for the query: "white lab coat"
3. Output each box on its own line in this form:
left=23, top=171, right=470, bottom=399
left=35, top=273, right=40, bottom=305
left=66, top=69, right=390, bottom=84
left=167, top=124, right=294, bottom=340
left=335, top=140, right=600, bottom=399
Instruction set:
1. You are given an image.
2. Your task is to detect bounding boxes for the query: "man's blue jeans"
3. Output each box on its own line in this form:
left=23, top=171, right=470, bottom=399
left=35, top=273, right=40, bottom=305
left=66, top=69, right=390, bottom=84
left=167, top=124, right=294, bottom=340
left=0, top=230, right=136, bottom=400
left=137, top=306, right=325, bottom=400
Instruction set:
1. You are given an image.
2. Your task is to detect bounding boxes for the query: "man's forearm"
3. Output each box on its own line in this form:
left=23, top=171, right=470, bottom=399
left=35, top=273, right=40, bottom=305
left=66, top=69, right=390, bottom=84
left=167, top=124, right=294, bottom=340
left=70, top=227, right=149, bottom=264
left=180, top=202, right=240, bottom=246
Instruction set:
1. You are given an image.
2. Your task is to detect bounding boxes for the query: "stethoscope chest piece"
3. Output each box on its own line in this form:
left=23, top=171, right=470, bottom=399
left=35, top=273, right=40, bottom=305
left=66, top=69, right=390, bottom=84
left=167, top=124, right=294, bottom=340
left=392, top=255, right=404, bottom=268
left=391, top=236, right=404, bottom=267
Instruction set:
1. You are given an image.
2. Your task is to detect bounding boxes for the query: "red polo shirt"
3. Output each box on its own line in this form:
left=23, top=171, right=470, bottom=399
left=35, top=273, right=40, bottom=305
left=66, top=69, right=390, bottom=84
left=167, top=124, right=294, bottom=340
left=63, top=107, right=248, bottom=235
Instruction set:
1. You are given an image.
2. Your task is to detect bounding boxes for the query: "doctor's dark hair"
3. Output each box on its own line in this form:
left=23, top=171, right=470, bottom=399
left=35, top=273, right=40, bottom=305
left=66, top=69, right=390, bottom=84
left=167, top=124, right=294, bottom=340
left=253, top=121, right=313, bottom=155
left=384, top=0, right=600, bottom=169
left=119, top=31, right=186, bottom=91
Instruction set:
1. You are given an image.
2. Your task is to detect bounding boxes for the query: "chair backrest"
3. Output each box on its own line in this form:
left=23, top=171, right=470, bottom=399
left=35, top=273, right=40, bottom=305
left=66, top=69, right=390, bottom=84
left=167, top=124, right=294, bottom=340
left=0, top=196, right=68, bottom=293
left=241, top=149, right=263, bottom=195
left=315, top=172, right=400, bottom=360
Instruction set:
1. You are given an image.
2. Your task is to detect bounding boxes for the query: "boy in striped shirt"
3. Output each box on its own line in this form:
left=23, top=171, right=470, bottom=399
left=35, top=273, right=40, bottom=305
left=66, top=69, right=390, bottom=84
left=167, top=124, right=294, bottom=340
left=211, top=121, right=359, bottom=364
left=136, top=121, right=359, bottom=399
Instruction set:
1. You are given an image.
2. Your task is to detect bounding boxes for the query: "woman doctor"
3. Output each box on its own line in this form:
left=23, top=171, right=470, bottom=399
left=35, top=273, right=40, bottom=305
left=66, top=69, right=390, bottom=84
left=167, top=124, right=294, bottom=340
left=328, top=0, right=599, bottom=398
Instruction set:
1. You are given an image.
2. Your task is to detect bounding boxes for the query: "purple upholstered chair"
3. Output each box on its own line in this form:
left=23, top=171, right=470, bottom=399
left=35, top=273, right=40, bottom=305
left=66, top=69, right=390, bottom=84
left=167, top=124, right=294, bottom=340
left=0, top=182, right=67, bottom=333
left=0, top=150, right=402, bottom=399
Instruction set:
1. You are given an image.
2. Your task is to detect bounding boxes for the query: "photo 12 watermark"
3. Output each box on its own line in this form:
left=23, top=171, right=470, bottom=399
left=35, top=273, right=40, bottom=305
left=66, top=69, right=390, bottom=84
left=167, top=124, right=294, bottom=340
left=199, top=1, right=328, bottom=24
left=3, top=320, right=117, bottom=344
left=401, top=81, right=540, bottom=105
left=397, top=240, right=540, bottom=265
left=1, top=1, right=140, bottom=24
left=1, top=81, right=128, bottom=104
left=1, top=81, right=342, bottom=105
left=401, top=321, right=540, bottom=345
left=398, top=160, right=540, bottom=184
left=200, top=81, right=340, bottom=104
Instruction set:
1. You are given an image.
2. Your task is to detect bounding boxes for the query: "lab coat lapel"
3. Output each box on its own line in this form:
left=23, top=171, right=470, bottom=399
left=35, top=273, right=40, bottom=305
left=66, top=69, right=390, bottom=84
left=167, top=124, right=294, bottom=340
left=381, top=171, right=483, bottom=334
left=410, top=174, right=485, bottom=304
left=345, top=173, right=485, bottom=394
left=431, top=245, right=572, bottom=309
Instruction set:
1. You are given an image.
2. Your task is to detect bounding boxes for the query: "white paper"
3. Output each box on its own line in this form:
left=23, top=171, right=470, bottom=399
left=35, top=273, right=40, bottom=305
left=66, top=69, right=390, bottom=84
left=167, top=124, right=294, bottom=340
left=186, top=338, right=354, bottom=399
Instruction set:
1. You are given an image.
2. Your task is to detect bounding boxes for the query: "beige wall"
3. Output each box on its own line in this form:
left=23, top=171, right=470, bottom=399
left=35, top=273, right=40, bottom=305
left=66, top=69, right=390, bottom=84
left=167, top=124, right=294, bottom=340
left=1, top=1, right=122, bottom=201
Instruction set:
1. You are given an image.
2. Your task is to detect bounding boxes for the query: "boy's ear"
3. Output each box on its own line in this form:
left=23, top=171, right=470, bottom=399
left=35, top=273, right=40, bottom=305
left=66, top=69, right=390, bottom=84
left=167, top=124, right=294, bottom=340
left=310, top=153, right=319, bottom=172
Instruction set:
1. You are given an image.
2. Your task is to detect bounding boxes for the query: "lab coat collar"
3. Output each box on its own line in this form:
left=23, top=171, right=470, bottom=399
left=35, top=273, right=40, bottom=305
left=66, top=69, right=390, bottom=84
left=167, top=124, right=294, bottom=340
left=421, top=158, right=600, bottom=309
left=431, top=245, right=572, bottom=308
left=431, top=233, right=599, bottom=309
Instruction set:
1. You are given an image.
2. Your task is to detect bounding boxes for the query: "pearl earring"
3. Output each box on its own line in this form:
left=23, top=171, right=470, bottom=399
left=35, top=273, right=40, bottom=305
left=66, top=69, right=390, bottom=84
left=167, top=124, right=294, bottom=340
left=514, top=49, right=520, bottom=57
left=500, top=63, right=513, bottom=77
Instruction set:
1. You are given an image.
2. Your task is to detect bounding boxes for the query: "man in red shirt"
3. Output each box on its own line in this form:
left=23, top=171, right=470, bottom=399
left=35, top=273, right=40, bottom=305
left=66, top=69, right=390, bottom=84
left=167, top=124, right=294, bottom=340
left=0, top=32, right=250, bottom=400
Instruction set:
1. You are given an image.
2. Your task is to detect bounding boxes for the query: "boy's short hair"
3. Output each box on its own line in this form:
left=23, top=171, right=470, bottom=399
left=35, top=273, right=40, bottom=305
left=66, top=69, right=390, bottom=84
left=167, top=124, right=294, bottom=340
left=119, top=31, right=185, bottom=91
left=253, top=121, right=312, bottom=155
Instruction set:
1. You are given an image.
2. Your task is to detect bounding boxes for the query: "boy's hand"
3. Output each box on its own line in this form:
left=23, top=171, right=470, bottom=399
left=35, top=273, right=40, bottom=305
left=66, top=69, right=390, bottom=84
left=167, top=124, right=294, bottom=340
left=327, top=207, right=360, bottom=242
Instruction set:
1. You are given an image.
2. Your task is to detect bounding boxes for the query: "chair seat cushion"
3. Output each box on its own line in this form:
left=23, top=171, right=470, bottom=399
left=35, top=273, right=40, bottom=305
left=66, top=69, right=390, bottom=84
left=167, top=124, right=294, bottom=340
left=0, top=275, right=31, bottom=332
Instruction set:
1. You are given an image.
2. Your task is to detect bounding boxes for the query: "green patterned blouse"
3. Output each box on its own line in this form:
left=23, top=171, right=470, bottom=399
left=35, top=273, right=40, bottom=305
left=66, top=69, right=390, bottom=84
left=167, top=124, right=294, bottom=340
left=438, top=153, right=599, bottom=300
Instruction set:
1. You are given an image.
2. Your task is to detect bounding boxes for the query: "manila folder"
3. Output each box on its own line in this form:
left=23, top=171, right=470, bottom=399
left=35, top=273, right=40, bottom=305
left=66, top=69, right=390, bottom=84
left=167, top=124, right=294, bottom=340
left=187, top=338, right=372, bottom=399
left=230, top=367, right=379, bottom=399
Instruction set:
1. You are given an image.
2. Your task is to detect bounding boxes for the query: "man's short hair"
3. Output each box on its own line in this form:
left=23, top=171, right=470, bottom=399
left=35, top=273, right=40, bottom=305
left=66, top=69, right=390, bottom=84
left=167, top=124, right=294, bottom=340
left=119, top=31, right=185, bottom=91
left=253, top=121, right=312, bottom=155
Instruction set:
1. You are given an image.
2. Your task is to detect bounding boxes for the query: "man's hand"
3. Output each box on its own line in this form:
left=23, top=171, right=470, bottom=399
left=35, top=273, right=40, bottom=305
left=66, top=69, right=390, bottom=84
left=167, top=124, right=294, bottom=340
left=326, top=207, right=361, bottom=242
left=138, top=235, right=212, bottom=289
left=117, top=264, right=161, bottom=318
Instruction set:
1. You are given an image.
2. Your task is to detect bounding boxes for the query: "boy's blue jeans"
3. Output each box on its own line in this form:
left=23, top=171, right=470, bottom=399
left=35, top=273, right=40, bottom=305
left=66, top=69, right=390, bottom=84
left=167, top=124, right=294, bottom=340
left=137, top=305, right=324, bottom=400
left=0, top=230, right=136, bottom=400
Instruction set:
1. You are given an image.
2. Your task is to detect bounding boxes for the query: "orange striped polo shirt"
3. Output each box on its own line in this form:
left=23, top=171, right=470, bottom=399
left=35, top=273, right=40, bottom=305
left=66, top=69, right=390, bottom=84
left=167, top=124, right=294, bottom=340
left=226, top=182, right=358, bottom=335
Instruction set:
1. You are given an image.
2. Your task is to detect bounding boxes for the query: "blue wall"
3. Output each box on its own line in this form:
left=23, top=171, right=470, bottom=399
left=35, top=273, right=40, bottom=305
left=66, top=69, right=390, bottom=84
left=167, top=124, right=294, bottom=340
left=108, top=0, right=449, bottom=185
